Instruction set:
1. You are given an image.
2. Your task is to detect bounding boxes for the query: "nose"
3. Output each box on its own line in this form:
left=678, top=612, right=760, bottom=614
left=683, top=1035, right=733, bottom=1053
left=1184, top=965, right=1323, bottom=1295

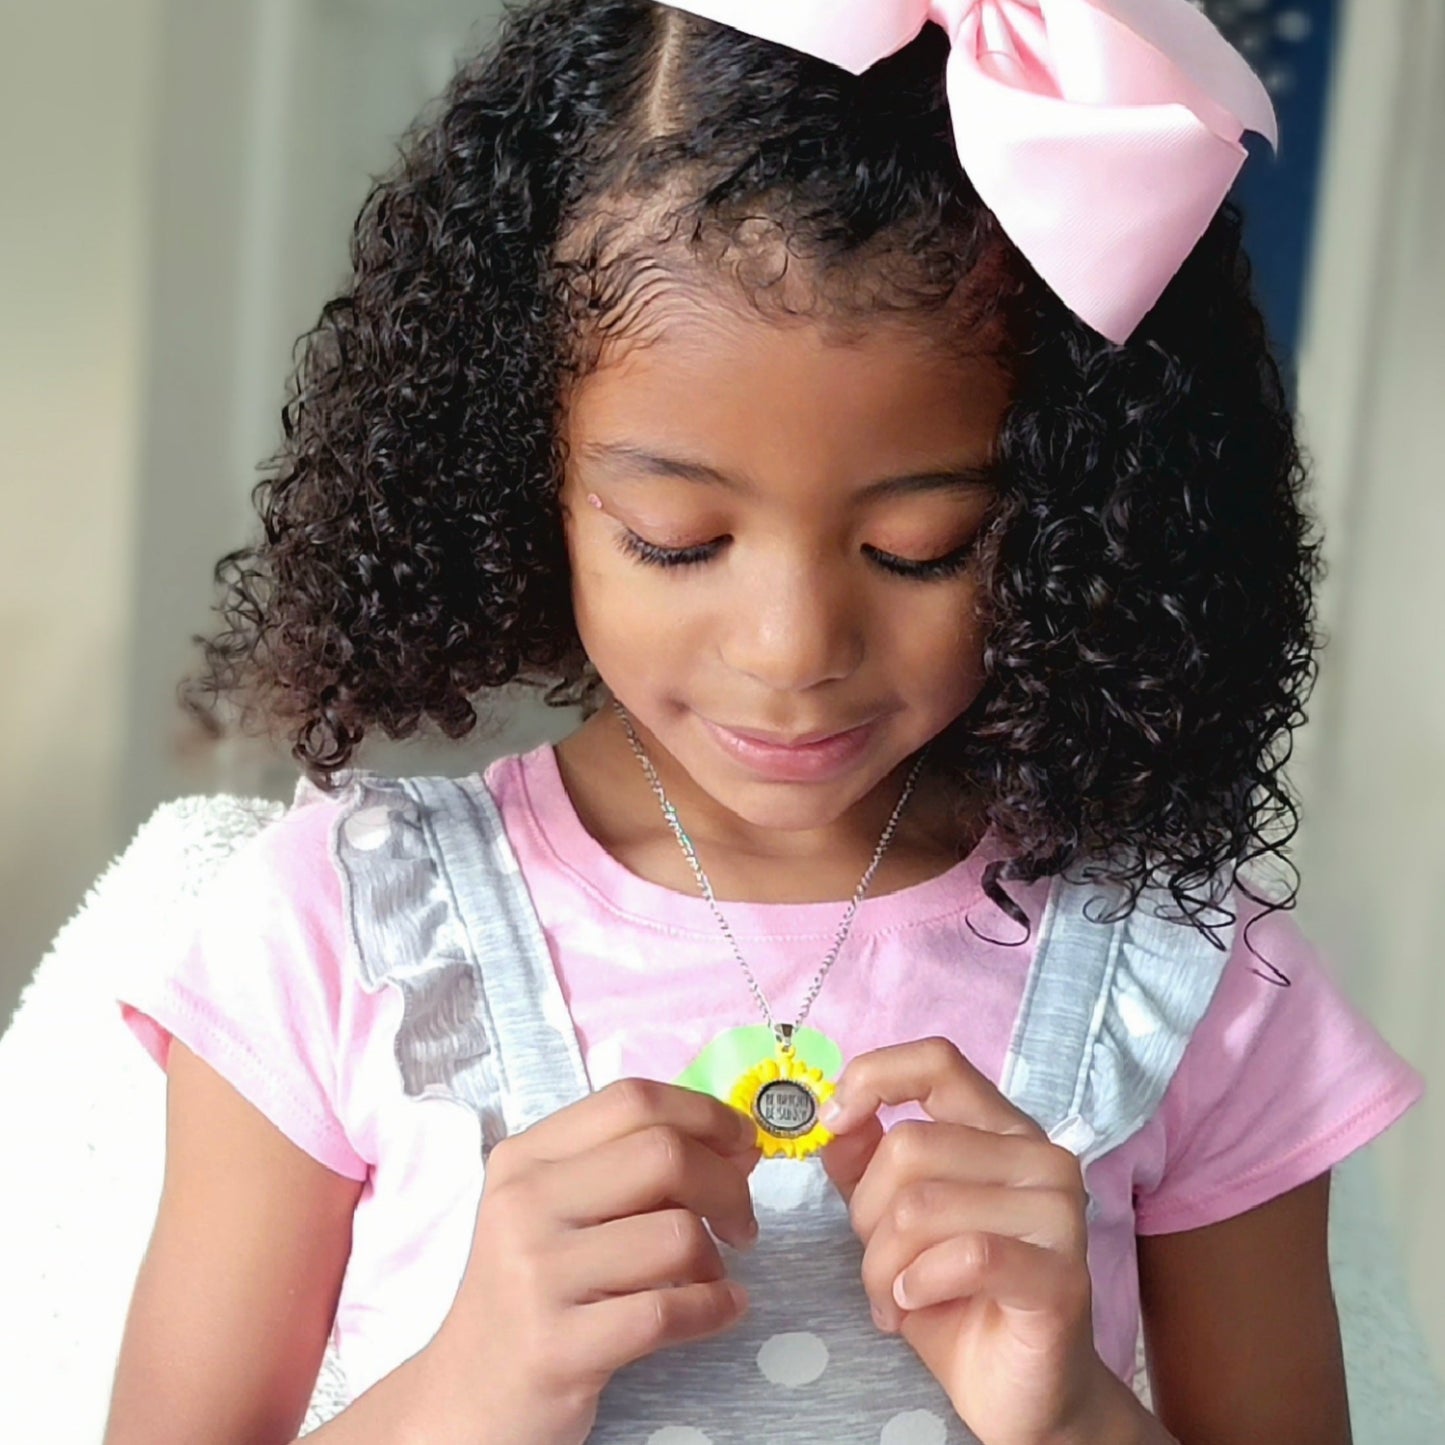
left=721, top=560, right=864, bottom=692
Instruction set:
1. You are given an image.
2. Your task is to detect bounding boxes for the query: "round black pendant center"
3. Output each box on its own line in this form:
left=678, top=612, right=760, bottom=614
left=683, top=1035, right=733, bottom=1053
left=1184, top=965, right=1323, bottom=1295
left=753, top=1079, right=818, bottom=1139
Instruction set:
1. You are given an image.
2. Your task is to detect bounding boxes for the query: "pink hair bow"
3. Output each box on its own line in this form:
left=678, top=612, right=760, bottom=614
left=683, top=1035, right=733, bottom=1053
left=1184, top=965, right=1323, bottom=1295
left=654, top=0, right=1279, bottom=344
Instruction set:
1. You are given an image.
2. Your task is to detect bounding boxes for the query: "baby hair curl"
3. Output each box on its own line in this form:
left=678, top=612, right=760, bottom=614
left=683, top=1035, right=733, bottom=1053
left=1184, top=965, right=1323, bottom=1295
left=184, top=0, right=1324, bottom=954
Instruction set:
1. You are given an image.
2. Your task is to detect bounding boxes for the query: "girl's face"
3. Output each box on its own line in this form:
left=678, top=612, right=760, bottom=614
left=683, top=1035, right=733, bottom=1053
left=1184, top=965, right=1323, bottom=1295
left=559, top=291, right=1013, bottom=838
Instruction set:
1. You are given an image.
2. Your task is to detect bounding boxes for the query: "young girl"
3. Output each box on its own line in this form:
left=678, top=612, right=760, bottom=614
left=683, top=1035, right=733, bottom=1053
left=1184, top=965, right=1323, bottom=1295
left=105, top=1, right=1426, bottom=1442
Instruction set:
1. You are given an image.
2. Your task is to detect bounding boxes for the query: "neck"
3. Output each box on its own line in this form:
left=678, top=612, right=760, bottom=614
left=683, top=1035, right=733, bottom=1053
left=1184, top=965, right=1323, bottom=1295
left=553, top=706, right=983, bottom=905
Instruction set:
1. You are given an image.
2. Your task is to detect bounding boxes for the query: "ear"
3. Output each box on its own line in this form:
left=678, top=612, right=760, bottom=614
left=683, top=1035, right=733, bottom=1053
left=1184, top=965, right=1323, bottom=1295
left=820, top=1113, right=885, bottom=1206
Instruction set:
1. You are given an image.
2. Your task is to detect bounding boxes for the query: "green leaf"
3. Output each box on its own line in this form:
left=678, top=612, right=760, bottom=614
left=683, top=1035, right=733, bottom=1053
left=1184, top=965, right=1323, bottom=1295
left=674, top=1025, right=843, bottom=1099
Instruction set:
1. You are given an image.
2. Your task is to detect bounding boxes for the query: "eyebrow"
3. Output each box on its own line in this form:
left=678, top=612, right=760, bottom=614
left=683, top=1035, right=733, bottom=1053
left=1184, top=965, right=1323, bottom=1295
left=579, top=441, right=1001, bottom=500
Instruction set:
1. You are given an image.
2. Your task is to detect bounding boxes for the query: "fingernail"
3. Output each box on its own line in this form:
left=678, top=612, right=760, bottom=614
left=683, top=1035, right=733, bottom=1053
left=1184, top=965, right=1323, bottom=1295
left=727, top=1281, right=749, bottom=1313
left=819, top=1096, right=846, bottom=1129
left=739, top=1216, right=759, bottom=1250
left=893, top=1274, right=914, bottom=1310
left=871, top=1303, right=894, bottom=1333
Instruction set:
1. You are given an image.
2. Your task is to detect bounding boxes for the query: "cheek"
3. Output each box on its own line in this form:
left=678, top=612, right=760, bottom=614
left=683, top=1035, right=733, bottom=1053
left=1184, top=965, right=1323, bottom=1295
left=884, top=610, right=989, bottom=743
left=889, top=583, right=989, bottom=705
left=567, top=537, right=692, bottom=668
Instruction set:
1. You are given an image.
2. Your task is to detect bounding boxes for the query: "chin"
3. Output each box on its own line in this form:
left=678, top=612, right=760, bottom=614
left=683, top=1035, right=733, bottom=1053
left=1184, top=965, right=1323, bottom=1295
left=714, top=783, right=871, bottom=833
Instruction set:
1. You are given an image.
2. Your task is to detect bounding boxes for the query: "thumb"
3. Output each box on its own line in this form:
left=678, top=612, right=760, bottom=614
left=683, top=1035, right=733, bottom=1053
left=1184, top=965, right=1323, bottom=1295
left=820, top=1112, right=884, bottom=1206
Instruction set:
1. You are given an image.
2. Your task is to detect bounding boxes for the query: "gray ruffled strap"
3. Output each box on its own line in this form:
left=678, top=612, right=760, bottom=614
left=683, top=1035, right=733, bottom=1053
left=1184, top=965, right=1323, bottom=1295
left=1000, top=874, right=1235, bottom=1171
left=329, top=770, right=589, bottom=1158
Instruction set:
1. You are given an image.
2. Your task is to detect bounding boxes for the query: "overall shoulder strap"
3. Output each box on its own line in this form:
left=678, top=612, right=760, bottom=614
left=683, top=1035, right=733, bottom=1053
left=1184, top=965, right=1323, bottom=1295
left=330, top=771, right=590, bottom=1157
left=999, top=871, right=1235, bottom=1170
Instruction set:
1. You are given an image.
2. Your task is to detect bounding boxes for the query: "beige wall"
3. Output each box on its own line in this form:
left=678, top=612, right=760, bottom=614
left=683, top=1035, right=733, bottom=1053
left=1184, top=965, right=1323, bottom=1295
left=1291, top=0, right=1445, bottom=1366
left=0, top=0, right=163, bottom=1020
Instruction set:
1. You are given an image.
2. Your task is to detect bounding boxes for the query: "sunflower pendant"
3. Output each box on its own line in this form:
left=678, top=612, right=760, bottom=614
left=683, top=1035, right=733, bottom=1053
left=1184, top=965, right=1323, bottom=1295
left=731, top=1050, right=837, bottom=1160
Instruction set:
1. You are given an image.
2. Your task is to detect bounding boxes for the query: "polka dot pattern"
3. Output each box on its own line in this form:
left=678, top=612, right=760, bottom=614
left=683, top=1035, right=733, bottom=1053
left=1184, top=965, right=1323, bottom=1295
left=756, top=1331, right=830, bottom=1387
left=751, top=1157, right=828, bottom=1213
left=343, top=805, right=394, bottom=851
left=586, top=1033, right=627, bottom=1088
left=880, top=1409, right=949, bottom=1444
left=1198, top=0, right=1320, bottom=98
left=1274, top=8, right=1312, bottom=43
left=539, top=984, right=574, bottom=1039
left=1048, top=1113, right=1098, bottom=1157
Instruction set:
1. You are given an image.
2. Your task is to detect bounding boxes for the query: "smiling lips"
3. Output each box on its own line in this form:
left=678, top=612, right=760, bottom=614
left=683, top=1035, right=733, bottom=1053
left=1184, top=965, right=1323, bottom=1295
left=701, top=716, right=880, bottom=782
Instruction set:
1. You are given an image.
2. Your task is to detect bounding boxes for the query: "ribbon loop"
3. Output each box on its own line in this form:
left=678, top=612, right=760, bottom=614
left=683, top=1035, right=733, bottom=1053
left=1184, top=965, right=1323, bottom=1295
left=653, top=0, right=1279, bottom=343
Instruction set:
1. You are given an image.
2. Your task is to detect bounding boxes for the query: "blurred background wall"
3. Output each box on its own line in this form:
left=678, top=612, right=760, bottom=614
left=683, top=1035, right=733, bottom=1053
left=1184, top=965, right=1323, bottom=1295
left=1, top=0, right=164, bottom=1036
left=2, top=0, right=1440, bottom=1381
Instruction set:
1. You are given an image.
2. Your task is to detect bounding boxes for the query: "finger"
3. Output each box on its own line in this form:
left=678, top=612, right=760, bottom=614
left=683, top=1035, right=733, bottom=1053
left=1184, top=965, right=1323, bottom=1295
left=823, top=1037, right=1045, bottom=1140
left=858, top=1181, right=1081, bottom=1330
left=847, top=1122, right=1083, bottom=1238
left=545, top=1123, right=760, bottom=1249
left=889, top=1230, right=1090, bottom=1321
left=513, top=1077, right=759, bottom=1165
left=561, top=1208, right=728, bottom=1302
left=820, top=1112, right=884, bottom=1207
left=570, top=1279, right=749, bottom=1376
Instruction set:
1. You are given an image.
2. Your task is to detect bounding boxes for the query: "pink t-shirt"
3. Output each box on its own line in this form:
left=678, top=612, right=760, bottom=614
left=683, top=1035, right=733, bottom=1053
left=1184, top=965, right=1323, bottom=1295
left=118, top=744, right=1426, bottom=1401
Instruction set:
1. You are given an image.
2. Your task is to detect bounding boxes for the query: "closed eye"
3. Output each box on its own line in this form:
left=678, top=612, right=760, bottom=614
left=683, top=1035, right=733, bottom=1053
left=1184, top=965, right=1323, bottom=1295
left=863, top=539, right=979, bottom=580
left=614, top=530, right=724, bottom=568
left=614, top=528, right=979, bottom=579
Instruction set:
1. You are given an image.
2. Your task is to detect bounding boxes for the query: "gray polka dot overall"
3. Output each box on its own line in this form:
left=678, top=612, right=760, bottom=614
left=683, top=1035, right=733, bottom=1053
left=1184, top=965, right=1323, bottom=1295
left=331, top=772, right=1232, bottom=1444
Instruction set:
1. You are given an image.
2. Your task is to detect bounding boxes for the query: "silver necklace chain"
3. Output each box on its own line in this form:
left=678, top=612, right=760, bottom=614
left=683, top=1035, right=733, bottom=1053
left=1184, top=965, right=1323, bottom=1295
left=613, top=699, right=927, bottom=1049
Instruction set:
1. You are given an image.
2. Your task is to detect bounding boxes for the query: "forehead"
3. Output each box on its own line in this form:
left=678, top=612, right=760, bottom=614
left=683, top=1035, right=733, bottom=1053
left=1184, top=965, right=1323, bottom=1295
left=563, top=292, right=1013, bottom=481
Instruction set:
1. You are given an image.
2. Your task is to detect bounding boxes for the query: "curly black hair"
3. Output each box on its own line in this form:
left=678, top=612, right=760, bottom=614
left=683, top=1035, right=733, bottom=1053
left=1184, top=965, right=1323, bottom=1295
left=184, top=0, right=1323, bottom=960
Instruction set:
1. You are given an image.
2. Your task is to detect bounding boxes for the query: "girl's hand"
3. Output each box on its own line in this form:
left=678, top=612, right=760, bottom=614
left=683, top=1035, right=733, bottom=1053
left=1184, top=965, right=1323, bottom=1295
left=820, top=1038, right=1116, bottom=1445
left=416, top=1078, right=762, bottom=1445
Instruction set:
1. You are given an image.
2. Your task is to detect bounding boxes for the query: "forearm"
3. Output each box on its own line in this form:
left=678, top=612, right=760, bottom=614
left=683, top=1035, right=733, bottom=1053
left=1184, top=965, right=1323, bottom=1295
left=293, top=1344, right=585, bottom=1445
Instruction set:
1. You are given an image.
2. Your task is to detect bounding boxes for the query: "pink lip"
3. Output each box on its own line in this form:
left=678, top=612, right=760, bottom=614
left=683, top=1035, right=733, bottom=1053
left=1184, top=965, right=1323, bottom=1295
left=701, top=717, right=880, bottom=782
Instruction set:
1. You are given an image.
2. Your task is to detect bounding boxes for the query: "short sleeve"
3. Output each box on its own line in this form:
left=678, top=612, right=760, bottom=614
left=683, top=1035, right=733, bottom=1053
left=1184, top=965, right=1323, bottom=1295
left=117, top=794, right=370, bottom=1182
left=1133, top=897, right=1426, bottom=1235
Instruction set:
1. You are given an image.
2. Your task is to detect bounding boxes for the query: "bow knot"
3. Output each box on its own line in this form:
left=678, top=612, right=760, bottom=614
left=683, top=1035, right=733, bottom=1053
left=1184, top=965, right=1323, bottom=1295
left=656, top=0, right=1278, bottom=343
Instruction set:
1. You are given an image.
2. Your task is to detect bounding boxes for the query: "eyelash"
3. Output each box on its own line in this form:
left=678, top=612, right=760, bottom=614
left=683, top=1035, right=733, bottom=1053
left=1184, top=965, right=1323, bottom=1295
left=613, top=529, right=978, bottom=580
